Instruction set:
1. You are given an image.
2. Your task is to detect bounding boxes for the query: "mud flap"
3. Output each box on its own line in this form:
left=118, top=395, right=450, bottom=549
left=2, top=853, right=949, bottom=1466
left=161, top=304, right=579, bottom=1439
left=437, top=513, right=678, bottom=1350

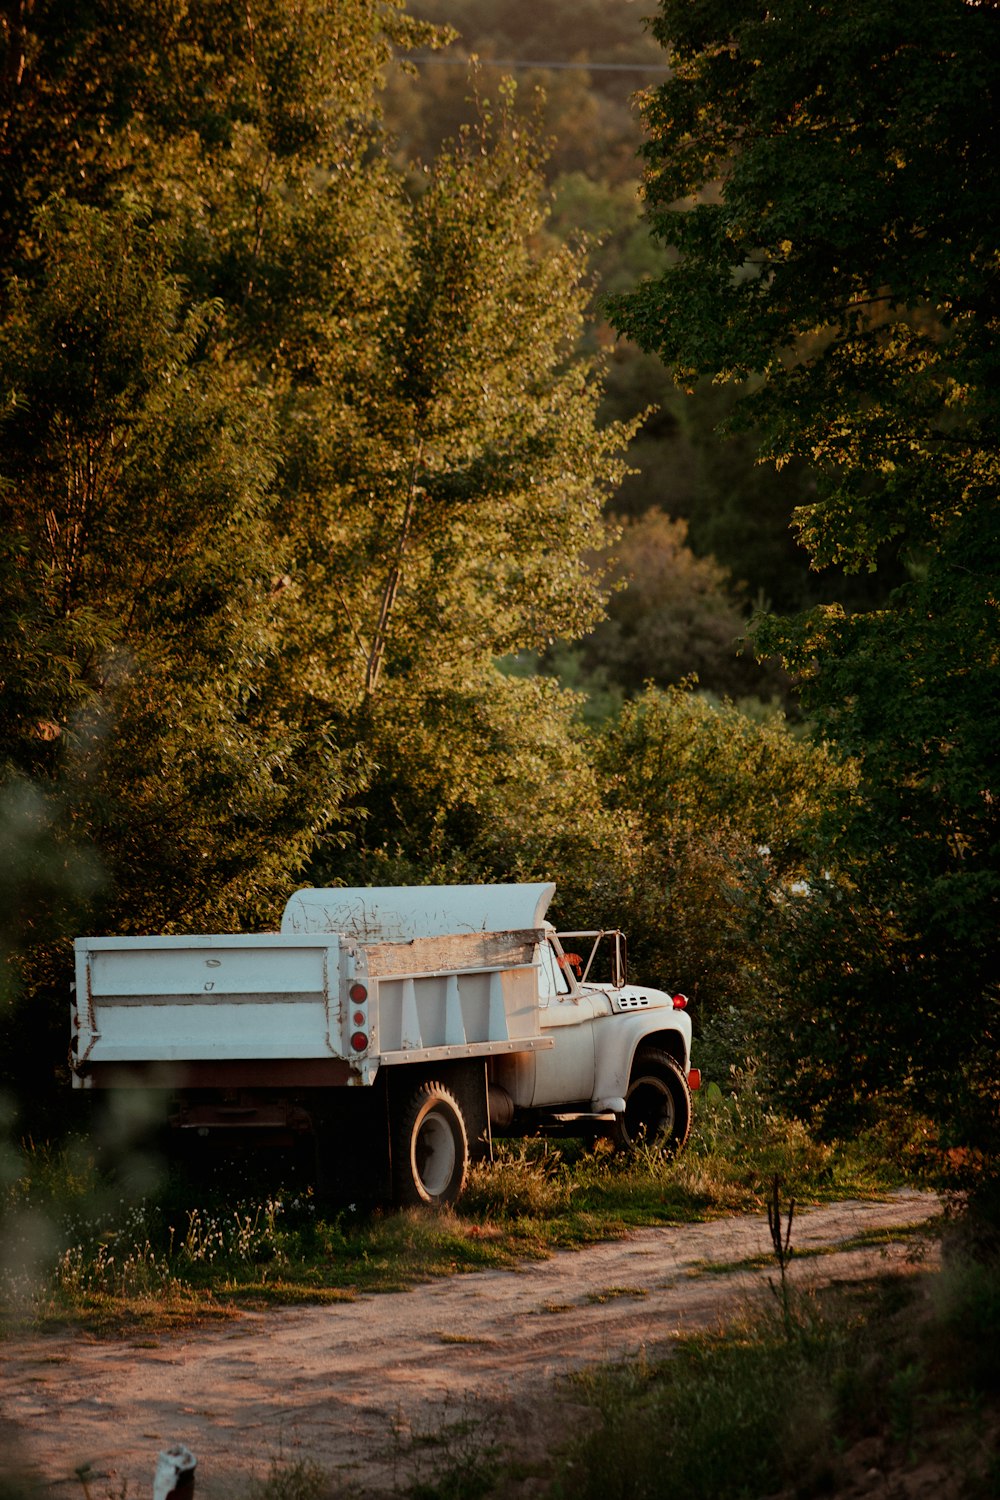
left=312, top=1074, right=393, bottom=1208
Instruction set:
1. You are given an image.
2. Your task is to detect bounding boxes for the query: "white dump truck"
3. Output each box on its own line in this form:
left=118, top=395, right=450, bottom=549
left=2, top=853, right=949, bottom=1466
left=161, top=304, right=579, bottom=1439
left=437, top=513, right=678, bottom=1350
left=71, top=883, right=700, bottom=1206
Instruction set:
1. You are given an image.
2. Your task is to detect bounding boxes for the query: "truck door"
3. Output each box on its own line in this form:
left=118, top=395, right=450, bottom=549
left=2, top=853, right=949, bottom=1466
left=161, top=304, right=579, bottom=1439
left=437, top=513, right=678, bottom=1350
left=531, top=940, right=600, bottom=1107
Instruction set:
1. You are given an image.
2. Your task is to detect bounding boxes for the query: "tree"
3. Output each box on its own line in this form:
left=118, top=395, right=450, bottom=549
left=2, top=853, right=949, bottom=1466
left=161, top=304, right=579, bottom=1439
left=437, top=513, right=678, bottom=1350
left=581, top=686, right=850, bottom=1077
left=0, top=199, right=356, bottom=1114
left=0, top=198, right=351, bottom=926
left=571, top=507, right=782, bottom=702
left=289, top=97, right=632, bottom=876
left=0, top=0, right=434, bottom=259
left=381, top=0, right=668, bottom=189
left=611, top=0, right=1000, bottom=1183
left=283, top=97, right=625, bottom=696
left=2, top=2, right=626, bottom=906
left=0, top=4, right=640, bottom=1127
left=0, top=2, right=442, bottom=891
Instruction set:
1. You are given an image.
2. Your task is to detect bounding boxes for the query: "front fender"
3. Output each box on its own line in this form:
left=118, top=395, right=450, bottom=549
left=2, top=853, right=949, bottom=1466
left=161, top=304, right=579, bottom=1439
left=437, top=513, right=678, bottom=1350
left=591, top=1011, right=692, bottom=1111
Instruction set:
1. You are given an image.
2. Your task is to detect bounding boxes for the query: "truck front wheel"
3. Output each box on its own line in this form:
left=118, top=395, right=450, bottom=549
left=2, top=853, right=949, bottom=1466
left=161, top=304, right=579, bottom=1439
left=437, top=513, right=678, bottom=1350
left=612, top=1049, right=692, bottom=1156
left=393, top=1081, right=470, bottom=1207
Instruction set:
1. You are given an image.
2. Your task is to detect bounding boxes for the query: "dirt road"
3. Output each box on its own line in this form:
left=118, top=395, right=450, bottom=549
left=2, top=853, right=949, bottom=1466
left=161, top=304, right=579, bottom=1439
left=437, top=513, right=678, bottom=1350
left=1, top=1190, right=939, bottom=1498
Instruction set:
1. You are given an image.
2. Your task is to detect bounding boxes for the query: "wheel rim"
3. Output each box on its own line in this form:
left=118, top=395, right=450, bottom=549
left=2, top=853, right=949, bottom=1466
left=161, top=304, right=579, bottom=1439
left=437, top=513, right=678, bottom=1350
left=623, top=1074, right=675, bottom=1147
left=414, top=1108, right=457, bottom=1197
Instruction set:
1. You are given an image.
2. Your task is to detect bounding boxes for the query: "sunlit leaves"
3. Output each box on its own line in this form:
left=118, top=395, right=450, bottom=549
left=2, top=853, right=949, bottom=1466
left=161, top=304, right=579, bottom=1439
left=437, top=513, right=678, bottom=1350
left=0, top=198, right=338, bottom=937
left=276, top=93, right=632, bottom=726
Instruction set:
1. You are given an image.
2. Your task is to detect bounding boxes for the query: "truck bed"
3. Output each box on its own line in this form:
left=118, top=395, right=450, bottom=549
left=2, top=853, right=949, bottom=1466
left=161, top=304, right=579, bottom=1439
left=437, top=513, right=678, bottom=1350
left=72, top=928, right=552, bottom=1088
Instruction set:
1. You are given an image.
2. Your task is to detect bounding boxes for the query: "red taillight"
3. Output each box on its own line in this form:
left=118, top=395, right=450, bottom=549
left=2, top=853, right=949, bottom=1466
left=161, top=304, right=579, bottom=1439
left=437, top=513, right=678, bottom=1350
left=352, top=1009, right=366, bottom=1026
left=350, top=1031, right=368, bottom=1053
left=349, top=982, right=368, bottom=1004
left=672, top=993, right=689, bottom=1010
left=688, top=1068, right=702, bottom=1092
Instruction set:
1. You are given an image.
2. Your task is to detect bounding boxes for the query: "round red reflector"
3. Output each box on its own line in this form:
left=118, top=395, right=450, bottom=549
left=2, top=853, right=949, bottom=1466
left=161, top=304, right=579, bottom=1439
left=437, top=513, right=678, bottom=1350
left=349, top=983, right=368, bottom=1004
left=672, top=993, right=689, bottom=1010
left=350, top=1031, right=368, bottom=1052
left=353, top=1009, right=366, bottom=1025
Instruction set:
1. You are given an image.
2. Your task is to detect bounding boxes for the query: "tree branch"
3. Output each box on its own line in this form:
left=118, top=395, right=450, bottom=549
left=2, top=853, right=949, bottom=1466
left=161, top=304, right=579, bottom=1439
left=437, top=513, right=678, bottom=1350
left=364, top=445, right=424, bottom=698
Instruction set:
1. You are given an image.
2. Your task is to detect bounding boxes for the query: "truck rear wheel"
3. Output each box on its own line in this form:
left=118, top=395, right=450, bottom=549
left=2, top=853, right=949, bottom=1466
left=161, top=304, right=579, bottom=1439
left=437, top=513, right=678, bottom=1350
left=393, top=1081, right=470, bottom=1207
left=612, top=1049, right=692, bottom=1156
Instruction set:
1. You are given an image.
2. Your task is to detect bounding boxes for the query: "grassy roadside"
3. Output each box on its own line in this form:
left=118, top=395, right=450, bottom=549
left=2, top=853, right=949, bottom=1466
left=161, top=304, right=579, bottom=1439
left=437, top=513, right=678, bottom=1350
left=549, top=1252, right=1000, bottom=1500
left=0, top=1083, right=935, bottom=1335
left=1, top=1088, right=970, bottom=1500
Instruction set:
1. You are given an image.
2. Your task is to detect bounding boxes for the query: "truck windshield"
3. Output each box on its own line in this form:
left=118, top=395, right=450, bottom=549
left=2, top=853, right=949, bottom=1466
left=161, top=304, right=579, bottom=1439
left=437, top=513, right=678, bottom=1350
left=556, top=930, right=627, bottom=987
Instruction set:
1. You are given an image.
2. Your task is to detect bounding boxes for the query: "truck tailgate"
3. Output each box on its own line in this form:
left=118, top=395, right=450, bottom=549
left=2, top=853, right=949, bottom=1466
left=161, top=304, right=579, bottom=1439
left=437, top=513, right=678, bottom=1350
left=73, top=934, right=340, bottom=1067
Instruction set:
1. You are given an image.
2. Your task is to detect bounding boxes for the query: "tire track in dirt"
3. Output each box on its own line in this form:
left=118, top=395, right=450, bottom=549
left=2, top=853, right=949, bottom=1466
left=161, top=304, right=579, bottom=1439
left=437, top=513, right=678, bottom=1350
left=1, top=1190, right=940, bottom=1498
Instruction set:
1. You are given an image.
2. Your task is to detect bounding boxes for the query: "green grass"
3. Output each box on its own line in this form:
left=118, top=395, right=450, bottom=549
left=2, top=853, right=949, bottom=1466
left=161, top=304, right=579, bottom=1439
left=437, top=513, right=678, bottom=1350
left=398, top=1400, right=505, bottom=1500
left=586, top=1285, right=648, bottom=1304
left=0, top=1084, right=928, bottom=1334
left=550, top=1253, right=1000, bottom=1500
left=0, top=1096, right=976, bottom=1500
left=687, top=1220, right=935, bottom=1278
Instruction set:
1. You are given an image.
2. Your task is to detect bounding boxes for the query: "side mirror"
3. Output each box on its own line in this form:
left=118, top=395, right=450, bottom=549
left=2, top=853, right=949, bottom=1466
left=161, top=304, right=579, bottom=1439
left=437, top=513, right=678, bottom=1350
left=613, top=932, right=628, bottom=988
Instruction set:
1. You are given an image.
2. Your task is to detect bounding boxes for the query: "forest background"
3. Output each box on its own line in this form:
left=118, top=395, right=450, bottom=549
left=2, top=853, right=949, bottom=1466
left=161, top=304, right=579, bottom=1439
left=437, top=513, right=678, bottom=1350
left=0, top=0, right=996, bottom=1212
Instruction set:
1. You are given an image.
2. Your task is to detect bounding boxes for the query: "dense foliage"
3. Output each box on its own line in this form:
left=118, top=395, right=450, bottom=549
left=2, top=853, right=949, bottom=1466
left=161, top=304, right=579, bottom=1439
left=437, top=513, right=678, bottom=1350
left=0, top=0, right=639, bottom=1121
left=612, top=0, right=1000, bottom=1175
left=392, top=1, right=908, bottom=649
left=5, top=0, right=986, bottom=1190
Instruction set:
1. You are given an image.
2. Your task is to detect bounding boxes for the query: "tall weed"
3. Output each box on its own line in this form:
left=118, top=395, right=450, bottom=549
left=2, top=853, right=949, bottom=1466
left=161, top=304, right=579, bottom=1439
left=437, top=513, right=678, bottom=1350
left=555, top=1254, right=1000, bottom=1500
left=930, top=1253, right=1000, bottom=1393
left=462, top=1142, right=576, bottom=1218
left=247, top=1457, right=329, bottom=1500
left=555, top=1298, right=854, bottom=1500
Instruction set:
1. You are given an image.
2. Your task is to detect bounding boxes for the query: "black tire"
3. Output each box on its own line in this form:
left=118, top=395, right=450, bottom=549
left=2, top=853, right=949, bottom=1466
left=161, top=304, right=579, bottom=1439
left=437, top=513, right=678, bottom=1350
left=611, top=1048, right=692, bottom=1156
left=392, top=1081, right=470, bottom=1207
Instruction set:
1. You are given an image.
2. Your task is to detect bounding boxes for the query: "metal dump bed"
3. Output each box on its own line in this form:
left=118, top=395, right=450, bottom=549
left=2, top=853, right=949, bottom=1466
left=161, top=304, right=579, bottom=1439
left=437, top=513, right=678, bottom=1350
left=71, top=923, right=552, bottom=1089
